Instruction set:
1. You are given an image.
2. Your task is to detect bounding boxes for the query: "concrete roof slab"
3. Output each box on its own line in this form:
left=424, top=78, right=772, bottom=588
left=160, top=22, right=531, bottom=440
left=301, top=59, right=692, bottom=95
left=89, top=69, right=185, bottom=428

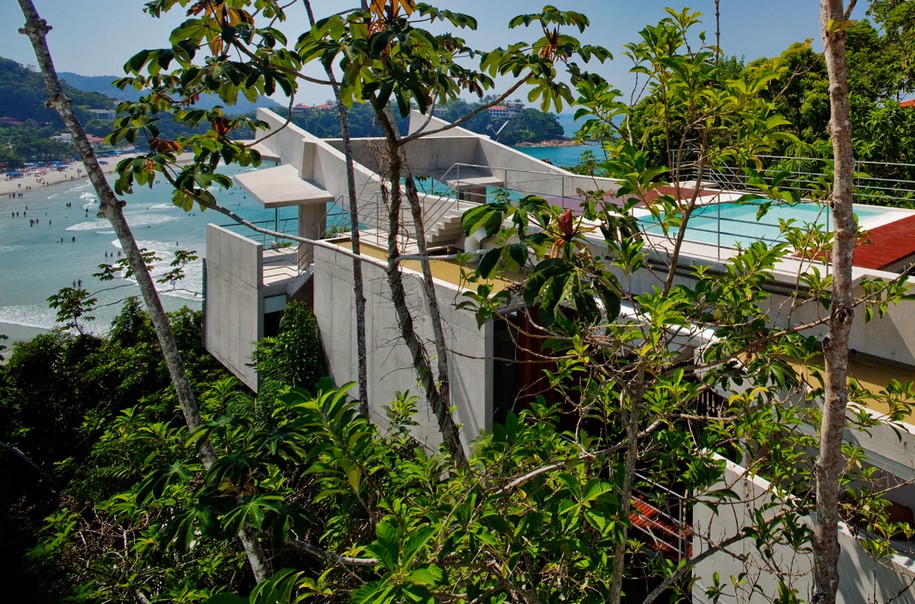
left=427, top=166, right=504, bottom=189
left=235, top=164, right=334, bottom=208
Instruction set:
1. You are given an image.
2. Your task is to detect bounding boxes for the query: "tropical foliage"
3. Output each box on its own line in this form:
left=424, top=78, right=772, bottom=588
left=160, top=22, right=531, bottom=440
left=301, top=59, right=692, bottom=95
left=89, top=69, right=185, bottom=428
left=7, top=1, right=915, bottom=603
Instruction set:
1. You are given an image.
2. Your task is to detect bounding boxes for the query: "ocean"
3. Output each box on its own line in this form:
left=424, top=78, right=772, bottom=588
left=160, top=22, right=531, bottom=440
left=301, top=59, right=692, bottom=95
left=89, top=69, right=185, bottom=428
left=0, top=119, right=595, bottom=342
left=0, top=163, right=288, bottom=341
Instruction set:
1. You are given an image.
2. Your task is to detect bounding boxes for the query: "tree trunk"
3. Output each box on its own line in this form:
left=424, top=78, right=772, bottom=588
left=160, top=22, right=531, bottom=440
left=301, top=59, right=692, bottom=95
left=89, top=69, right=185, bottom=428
left=608, top=374, right=646, bottom=604
left=404, top=175, right=454, bottom=427
left=303, top=0, right=369, bottom=411
left=813, top=1, right=857, bottom=602
left=17, top=0, right=271, bottom=583
left=377, top=132, right=467, bottom=467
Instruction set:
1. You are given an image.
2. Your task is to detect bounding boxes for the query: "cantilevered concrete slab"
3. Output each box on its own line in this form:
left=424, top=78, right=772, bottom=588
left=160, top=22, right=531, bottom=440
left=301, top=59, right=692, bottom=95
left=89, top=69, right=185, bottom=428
left=427, top=166, right=504, bottom=189
left=235, top=164, right=334, bottom=208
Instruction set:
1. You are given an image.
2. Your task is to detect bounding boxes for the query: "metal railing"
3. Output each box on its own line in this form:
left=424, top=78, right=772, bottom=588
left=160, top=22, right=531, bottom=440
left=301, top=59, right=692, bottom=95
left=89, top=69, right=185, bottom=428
left=674, top=151, right=915, bottom=207
left=417, top=162, right=584, bottom=242
left=632, top=471, right=691, bottom=560
left=218, top=217, right=300, bottom=247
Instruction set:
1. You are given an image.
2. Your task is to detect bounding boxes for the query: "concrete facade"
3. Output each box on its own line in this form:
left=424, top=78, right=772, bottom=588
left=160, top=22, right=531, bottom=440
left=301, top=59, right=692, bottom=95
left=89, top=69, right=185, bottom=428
left=204, top=224, right=263, bottom=390
left=692, top=456, right=915, bottom=603
left=313, top=242, right=493, bottom=447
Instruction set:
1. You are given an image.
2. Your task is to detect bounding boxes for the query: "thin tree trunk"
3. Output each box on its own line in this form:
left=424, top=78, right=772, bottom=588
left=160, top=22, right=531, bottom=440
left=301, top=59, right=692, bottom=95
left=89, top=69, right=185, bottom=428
left=714, top=0, right=721, bottom=66
left=379, top=146, right=467, bottom=467
left=813, top=1, right=857, bottom=602
left=377, top=110, right=466, bottom=467
left=404, top=176, right=453, bottom=422
left=609, top=372, right=646, bottom=604
left=302, top=0, right=369, bottom=410
left=17, top=0, right=271, bottom=583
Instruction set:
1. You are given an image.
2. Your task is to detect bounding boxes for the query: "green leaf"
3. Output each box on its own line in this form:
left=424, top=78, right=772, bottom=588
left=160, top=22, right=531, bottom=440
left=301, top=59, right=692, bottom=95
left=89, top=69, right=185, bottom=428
left=476, top=247, right=502, bottom=279
left=408, top=564, right=444, bottom=586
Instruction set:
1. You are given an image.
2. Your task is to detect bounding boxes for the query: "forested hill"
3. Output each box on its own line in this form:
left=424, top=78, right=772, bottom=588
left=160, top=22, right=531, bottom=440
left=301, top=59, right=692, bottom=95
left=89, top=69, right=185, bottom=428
left=0, top=58, right=113, bottom=123
left=58, top=71, right=284, bottom=114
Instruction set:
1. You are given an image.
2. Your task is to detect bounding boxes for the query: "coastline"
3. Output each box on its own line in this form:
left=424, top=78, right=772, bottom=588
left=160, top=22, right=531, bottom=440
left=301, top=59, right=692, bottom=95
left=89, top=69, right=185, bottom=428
left=515, top=138, right=583, bottom=148
left=1, top=322, right=49, bottom=349
left=0, top=155, right=133, bottom=196
left=0, top=151, right=206, bottom=350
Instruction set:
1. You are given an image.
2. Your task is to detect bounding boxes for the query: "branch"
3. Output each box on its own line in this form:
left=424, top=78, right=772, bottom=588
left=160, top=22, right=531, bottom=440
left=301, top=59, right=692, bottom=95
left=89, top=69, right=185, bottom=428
left=289, top=538, right=378, bottom=567
left=493, top=420, right=662, bottom=496
left=398, top=74, right=534, bottom=145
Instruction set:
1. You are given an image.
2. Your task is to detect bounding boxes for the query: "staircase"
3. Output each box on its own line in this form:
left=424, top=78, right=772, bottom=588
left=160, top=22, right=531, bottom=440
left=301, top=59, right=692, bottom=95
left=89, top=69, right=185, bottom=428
left=425, top=208, right=465, bottom=247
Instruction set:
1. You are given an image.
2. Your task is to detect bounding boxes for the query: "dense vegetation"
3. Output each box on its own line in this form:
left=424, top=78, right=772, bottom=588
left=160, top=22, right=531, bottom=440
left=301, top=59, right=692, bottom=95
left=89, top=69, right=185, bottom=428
left=0, top=300, right=238, bottom=601
left=0, top=298, right=339, bottom=601
left=290, top=96, right=564, bottom=144
left=59, top=72, right=282, bottom=114
left=0, top=121, right=74, bottom=167
left=433, top=98, right=565, bottom=145
left=0, top=58, right=121, bottom=167
left=0, top=58, right=114, bottom=125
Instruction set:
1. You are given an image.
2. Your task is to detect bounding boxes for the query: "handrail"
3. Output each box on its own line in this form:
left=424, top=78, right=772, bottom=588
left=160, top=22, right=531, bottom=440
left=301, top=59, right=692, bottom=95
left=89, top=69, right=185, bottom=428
left=632, top=470, right=690, bottom=559
left=419, top=161, right=575, bottom=243
left=675, top=150, right=915, bottom=207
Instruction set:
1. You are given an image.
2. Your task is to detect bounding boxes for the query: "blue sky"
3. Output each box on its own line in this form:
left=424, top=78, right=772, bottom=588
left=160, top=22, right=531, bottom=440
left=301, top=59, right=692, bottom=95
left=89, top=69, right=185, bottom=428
left=0, top=1, right=866, bottom=106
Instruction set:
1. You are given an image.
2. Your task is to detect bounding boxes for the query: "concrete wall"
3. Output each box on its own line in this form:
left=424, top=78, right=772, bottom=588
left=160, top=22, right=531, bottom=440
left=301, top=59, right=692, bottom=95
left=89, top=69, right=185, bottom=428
left=692, top=456, right=915, bottom=603
left=845, top=404, right=915, bottom=483
left=312, top=242, right=493, bottom=451
left=405, top=111, right=622, bottom=198
left=204, top=224, right=263, bottom=391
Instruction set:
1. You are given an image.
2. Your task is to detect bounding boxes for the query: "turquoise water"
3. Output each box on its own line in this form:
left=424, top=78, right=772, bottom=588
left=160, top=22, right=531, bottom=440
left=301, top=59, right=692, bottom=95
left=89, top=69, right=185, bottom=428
left=514, top=144, right=600, bottom=167
left=0, top=163, right=294, bottom=336
left=1, top=146, right=589, bottom=338
left=510, top=113, right=600, bottom=168
left=640, top=200, right=884, bottom=248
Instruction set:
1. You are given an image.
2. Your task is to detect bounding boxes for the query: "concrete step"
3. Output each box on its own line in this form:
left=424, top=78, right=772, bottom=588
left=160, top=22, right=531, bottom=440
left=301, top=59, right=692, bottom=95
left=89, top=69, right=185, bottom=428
left=426, top=209, right=466, bottom=245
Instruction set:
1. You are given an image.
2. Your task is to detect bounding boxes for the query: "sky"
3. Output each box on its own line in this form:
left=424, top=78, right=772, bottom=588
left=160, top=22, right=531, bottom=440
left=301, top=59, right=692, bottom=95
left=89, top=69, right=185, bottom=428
left=0, top=1, right=868, bottom=106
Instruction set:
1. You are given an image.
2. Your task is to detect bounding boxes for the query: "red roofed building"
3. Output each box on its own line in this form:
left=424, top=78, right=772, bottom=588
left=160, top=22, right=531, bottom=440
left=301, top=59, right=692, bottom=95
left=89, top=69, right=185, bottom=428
left=901, top=99, right=915, bottom=108
left=292, top=103, right=336, bottom=116
left=488, top=100, right=523, bottom=118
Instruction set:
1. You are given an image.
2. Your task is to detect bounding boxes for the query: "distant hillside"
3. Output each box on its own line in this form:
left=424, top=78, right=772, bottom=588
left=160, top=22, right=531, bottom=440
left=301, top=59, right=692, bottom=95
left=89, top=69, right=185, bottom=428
left=0, top=58, right=114, bottom=124
left=58, top=71, right=284, bottom=115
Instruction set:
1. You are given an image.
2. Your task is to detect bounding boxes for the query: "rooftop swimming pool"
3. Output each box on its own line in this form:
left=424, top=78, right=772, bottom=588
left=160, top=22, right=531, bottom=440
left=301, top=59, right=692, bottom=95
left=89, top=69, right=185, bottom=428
left=638, top=199, right=887, bottom=248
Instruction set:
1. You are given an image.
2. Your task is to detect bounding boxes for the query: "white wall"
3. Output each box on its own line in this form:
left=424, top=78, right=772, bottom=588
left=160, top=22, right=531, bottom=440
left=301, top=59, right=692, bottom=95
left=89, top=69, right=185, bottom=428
left=312, top=242, right=493, bottom=452
left=204, top=224, right=263, bottom=391
left=692, top=456, right=915, bottom=603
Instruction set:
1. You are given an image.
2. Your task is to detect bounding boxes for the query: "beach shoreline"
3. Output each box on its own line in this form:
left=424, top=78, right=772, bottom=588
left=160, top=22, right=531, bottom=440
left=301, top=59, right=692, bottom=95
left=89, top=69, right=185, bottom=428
left=0, top=155, right=132, bottom=196
left=1, top=321, right=49, bottom=352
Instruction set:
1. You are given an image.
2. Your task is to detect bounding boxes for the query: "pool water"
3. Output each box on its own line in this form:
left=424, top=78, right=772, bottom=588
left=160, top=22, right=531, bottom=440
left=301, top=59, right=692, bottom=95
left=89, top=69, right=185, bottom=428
left=639, top=200, right=885, bottom=248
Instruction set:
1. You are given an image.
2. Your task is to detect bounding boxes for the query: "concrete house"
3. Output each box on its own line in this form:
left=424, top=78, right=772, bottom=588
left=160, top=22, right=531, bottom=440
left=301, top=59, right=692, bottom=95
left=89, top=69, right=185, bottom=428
left=203, top=108, right=915, bottom=602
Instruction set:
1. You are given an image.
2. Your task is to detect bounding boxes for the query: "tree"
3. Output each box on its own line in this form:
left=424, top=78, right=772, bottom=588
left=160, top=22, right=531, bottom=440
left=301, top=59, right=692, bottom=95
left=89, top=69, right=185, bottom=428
left=497, top=107, right=564, bottom=145
left=16, top=3, right=915, bottom=602
left=866, top=0, right=915, bottom=99
left=112, top=0, right=609, bottom=467
left=16, top=0, right=271, bottom=583
left=813, top=1, right=857, bottom=602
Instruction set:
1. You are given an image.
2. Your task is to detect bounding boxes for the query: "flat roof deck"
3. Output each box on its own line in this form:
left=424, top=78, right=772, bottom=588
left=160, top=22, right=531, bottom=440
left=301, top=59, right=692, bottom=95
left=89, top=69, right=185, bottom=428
left=235, top=164, right=334, bottom=208
left=331, top=236, right=511, bottom=293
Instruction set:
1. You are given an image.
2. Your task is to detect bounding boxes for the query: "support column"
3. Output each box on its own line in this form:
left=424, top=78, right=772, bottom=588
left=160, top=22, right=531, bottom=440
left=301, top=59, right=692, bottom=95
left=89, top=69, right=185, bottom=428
left=298, top=203, right=327, bottom=268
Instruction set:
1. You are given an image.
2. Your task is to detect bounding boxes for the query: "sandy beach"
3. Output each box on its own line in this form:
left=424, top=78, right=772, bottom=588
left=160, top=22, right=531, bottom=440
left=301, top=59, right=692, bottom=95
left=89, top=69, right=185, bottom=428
left=0, top=156, right=132, bottom=196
